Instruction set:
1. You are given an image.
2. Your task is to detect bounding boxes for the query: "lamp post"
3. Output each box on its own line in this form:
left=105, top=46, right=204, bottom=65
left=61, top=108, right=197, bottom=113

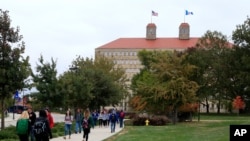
left=69, top=66, right=78, bottom=71
left=68, top=66, right=78, bottom=110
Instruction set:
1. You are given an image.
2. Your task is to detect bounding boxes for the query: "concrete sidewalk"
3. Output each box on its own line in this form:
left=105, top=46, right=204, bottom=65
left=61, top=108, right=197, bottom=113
left=1, top=113, right=123, bottom=141
left=51, top=126, right=122, bottom=141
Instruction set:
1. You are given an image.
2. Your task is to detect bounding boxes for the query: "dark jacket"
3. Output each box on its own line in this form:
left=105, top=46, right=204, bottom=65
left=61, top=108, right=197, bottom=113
left=29, top=111, right=37, bottom=126
left=109, top=113, right=118, bottom=123
left=74, top=112, right=83, bottom=122
left=34, top=117, right=52, bottom=138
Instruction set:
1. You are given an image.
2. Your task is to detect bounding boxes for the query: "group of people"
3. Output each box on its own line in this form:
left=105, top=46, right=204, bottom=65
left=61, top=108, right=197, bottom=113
left=64, top=108, right=126, bottom=141
left=16, top=107, right=54, bottom=141
left=16, top=107, right=125, bottom=141
left=93, top=109, right=125, bottom=130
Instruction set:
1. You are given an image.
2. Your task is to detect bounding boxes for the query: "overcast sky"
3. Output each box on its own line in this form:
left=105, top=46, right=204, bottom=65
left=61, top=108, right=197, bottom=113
left=1, top=0, right=250, bottom=75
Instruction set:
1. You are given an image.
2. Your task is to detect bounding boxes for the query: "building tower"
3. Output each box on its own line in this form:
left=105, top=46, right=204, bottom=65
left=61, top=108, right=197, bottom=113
left=146, top=23, right=157, bottom=40
left=179, top=22, right=190, bottom=40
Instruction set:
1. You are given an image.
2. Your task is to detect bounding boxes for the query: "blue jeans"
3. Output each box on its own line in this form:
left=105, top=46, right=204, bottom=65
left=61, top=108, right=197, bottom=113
left=110, top=121, right=116, bottom=133
left=75, top=121, right=82, bottom=133
left=119, top=118, right=124, bottom=128
left=65, top=124, right=72, bottom=136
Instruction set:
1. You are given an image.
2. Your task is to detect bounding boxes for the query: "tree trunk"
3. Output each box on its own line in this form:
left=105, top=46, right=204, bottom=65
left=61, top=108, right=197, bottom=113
left=206, top=98, right=209, bottom=113
left=173, top=107, right=177, bottom=125
left=217, top=99, right=221, bottom=114
left=1, top=97, right=5, bottom=130
left=198, top=102, right=200, bottom=122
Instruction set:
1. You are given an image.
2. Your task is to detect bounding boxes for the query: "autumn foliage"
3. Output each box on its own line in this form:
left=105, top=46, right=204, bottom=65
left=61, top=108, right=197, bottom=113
left=232, top=96, right=245, bottom=110
left=179, top=103, right=199, bottom=112
left=130, top=96, right=147, bottom=111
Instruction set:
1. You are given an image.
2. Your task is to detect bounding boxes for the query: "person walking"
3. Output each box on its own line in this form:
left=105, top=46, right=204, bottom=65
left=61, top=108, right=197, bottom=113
left=109, top=110, right=118, bottom=133
left=45, top=108, right=54, bottom=129
left=28, top=107, right=37, bottom=141
left=98, top=111, right=104, bottom=128
left=91, top=110, right=98, bottom=126
left=82, top=108, right=94, bottom=141
left=63, top=110, right=73, bottom=139
left=102, top=111, right=109, bottom=127
left=34, top=110, right=53, bottom=141
left=119, top=110, right=125, bottom=128
left=74, top=108, right=83, bottom=134
left=16, top=110, right=31, bottom=141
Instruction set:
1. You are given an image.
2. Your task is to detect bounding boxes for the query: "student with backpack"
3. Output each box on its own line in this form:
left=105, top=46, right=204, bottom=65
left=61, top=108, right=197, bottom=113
left=82, top=108, right=94, bottom=141
left=109, top=110, right=118, bottom=133
left=16, top=110, right=31, bottom=141
left=119, top=110, right=125, bottom=128
left=34, top=110, right=52, bottom=141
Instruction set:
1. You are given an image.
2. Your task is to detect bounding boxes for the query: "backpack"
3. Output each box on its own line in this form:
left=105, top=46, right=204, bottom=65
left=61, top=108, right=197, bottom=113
left=111, top=113, right=116, bottom=122
left=82, top=118, right=89, bottom=129
left=120, top=112, right=125, bottom=118
left=33, top=119, right=47, bottom=136
left=16, top=119, right=29, bottom=135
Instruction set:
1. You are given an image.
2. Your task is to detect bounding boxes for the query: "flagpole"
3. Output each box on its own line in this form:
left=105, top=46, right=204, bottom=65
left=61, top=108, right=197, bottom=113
left=151, top=15, right=152, bottom=23
left=184, top=10, right=186, bottom=23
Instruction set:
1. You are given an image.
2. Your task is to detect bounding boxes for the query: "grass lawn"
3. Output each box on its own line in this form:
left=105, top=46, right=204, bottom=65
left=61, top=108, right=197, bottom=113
left=104, top=114, right=250, bottom=141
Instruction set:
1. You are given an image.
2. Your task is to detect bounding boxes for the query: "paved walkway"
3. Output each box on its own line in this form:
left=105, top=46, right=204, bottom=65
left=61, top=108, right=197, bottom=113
left=1, top=113, right=123, bottom=141
left=51, top=126, right=122, bottom=141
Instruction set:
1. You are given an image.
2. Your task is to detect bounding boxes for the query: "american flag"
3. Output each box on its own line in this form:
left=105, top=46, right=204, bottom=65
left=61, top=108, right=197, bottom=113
left=152, top=10, right=158, bottom=16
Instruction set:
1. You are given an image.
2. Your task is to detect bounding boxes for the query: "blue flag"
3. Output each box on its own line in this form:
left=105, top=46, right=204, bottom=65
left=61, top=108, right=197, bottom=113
left=14, top=91, right=19, bottom=99
left=185, top=10, right=194, bottom=15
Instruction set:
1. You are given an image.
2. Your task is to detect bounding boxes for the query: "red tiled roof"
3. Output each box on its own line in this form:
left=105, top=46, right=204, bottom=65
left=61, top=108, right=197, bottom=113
left=97, top=38, right=200, bottom=49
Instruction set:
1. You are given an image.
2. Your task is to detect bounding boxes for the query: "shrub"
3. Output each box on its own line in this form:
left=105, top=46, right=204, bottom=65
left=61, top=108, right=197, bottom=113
left=132, top=115, right=170, bottom=126
left=125, top=112, right=137, bottom=119
left=0, top=126, right=18, bottom=140
left=132, top=115, right=148, bottom=126
left=149, top=115, right=171, bottom=126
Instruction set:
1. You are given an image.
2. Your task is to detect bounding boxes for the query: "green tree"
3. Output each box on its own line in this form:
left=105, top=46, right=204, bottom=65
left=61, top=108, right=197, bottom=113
left=231, top=16, right=250, bottom=110
left=57, top=56, right=127, bottom=110
left=58, top=57, right=95, bottom=110
left=232, top=17, right=250, bottom=94
left=186, top=30, right=231, bottom=114
left=31, top=55, right=59, bottom=108
left=131, top=51, right=198, bottom=124
left=185, top=47, right=213, bottom=114
left=0, top=9, right=30, bottom=129
left=91, top=56, right=127, bottom=109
